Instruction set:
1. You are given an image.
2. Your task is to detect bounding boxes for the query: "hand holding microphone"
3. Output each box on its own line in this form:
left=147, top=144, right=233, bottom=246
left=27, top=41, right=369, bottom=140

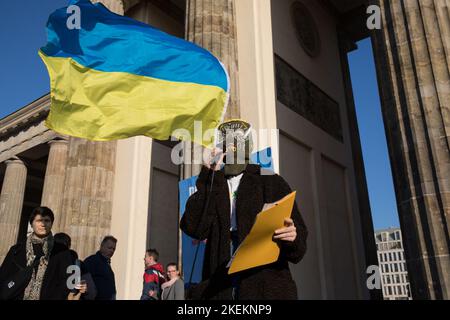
left=204, top=147, right=225, bottom=171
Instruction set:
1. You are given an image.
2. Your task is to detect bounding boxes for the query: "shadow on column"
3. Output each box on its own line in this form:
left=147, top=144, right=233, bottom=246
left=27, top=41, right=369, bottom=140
left=16, top=144, right=49, bottom=244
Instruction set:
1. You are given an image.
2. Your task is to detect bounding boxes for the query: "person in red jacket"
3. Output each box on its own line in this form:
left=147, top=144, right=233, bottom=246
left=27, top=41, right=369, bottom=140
left=140, top=249, right=165, bottom=300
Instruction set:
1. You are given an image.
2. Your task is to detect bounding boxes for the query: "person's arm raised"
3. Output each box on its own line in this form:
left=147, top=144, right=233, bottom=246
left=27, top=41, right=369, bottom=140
left=180, top=148, right=225, bottom=240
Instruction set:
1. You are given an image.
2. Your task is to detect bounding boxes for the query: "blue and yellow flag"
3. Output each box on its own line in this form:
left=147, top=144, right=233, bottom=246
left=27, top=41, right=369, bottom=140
left=39, top=0, right=229, bottom=146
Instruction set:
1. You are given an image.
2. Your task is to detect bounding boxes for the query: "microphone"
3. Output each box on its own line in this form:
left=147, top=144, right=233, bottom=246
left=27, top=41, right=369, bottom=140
left=210, top=149, right=224, bottom=168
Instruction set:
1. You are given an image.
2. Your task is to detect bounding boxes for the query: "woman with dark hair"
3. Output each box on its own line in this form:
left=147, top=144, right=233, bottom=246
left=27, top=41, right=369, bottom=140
left=0, top=207, right=73, bottom=300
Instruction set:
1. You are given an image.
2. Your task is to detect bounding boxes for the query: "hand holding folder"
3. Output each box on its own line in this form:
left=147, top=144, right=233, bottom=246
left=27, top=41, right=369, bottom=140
left=227, top=191, right=297, bottom=274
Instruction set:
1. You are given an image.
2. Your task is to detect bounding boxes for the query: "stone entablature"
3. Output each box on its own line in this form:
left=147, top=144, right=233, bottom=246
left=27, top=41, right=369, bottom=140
left=0, top=95, right=66, bottom=163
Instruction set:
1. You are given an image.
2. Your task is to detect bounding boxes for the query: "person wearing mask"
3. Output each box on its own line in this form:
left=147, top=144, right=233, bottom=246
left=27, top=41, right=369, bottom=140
left=180, top=120, right=308, bottom=300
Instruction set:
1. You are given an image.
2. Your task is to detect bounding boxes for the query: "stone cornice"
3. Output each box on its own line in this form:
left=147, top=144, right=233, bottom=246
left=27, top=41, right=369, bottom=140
left=319, top=0, right=370, bottom=42
left=0, top=94, right=50, bottom=140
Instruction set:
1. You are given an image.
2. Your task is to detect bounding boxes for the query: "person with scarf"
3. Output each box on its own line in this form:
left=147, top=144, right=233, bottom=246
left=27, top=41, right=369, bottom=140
left=0, top=207, right=73, bottom=300
left=161, top=262, right=184, bottom=300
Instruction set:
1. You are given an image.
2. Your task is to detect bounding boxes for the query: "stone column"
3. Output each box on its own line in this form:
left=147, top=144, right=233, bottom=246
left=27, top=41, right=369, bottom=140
left=371, top=0, right=450, bottom=299
left=59, top=138, right=117, bottom=259
left=183, top=0, right=241, bottom=179
left=41, top=139, right=69, bottom=231
left=186, top=0, right=240, bottom=120
left=0, top=158, right=27, bottom=263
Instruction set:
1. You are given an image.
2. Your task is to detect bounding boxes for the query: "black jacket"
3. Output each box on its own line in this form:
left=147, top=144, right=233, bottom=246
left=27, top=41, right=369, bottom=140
left=180, top=164, right=308, bottom=300
left=84, top=251, right=116, bottom=300
left=0, top=241, right=73, bottom=300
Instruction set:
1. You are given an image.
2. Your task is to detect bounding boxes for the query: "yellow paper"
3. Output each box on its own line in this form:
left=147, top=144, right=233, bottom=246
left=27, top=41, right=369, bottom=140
left=228, top=191, right=297, bottom=274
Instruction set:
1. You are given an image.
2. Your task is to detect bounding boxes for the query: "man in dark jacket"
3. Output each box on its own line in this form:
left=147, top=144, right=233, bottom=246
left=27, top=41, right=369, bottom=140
left=0, top=207, right=73, bottom=300
left=180, top=120, right=308, bottom=300
left=84, top=236, right=117, bottom=300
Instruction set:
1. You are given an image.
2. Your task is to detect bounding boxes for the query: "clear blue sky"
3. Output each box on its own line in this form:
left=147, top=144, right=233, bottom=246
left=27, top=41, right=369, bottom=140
left=348, top=38, right=400, bottom=230
left=0, top=0, right=68, bottom=118
left=0, top=1, right=399, bottom=230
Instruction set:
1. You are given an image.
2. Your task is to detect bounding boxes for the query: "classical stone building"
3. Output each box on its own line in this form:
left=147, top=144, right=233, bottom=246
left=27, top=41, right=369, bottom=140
left=0, top=0, right=448, bottom=300
left=371, top=0, right=449, bottom=300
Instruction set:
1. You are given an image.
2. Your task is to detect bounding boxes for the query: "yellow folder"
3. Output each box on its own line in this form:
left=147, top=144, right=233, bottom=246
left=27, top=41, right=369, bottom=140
left=227, top=191, right=297, bottom=274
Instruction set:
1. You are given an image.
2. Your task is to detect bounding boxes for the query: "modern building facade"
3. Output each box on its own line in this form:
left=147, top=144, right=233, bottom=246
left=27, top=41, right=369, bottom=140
left=375, top=228, right=412, bottom=300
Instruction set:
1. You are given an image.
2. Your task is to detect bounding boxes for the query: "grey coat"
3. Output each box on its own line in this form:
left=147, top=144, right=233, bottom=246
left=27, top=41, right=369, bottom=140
left=161, top=279, right=185, bottom=300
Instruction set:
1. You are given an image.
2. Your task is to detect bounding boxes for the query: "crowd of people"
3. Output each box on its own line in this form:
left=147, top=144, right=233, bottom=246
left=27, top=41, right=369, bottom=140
left=0, top=206, right=184, bottom=300
left=0, top=120, right=306, bottom=301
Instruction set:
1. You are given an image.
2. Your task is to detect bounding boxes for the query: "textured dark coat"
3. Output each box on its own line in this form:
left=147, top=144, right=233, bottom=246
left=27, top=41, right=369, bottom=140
left=180, top=164, right=308, bottom=300
left=0, top=241, right=73, bottom=300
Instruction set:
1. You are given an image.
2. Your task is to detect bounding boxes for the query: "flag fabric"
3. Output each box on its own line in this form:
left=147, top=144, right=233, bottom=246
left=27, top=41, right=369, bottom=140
left=39, top=0, right=229, bottom=146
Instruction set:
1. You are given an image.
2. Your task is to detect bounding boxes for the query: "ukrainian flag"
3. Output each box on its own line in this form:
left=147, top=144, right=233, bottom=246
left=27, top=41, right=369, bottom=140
left=39, top=0, right=229, bottom=146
